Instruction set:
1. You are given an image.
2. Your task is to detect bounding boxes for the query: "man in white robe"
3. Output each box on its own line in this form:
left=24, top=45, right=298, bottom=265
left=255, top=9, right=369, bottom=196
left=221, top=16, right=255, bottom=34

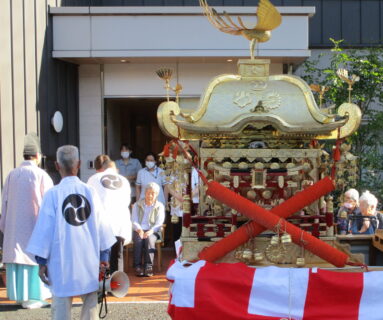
left=27, top=145, right=116, bottom=320
left=87, top=158, right=132, bottom=273
left=0, top=133, right=53, bottom=309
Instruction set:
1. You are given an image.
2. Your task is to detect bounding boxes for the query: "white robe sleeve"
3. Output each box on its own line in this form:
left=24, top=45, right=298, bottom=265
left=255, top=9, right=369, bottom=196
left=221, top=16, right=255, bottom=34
left=0, top=175, right=11, bottom=233
left=91, top=188, right=116, bottom=251
left=27, top=190, right=56, bottom=259
left=119, top=179, right=132, bottom=241
left=40, top=172, right=54, bottom=198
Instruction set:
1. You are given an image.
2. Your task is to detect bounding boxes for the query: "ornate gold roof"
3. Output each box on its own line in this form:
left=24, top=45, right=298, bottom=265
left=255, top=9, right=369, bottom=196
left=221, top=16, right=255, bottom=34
left=157, top=59, right=361, bottom=140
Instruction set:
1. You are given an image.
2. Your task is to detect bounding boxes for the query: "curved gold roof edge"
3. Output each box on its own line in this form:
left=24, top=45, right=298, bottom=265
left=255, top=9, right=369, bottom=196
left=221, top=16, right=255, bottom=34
left=157, top=100, right=181, bottom=138
left=316, top=102, right=362, bottom=140
left=185, top=74, right=241, bottom=123
left=174, top=112, right=345, bottom=135
left=270, top=74, right=335, bottom=124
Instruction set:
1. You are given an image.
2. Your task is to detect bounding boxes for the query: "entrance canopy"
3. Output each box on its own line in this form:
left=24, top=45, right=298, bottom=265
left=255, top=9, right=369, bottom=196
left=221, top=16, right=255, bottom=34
left=51, top=6, right=314, bottom=64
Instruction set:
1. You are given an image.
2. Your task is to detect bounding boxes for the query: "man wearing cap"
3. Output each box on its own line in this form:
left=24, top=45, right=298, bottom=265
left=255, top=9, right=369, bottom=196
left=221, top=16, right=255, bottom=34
left=0, top=133, right=53, bottom=309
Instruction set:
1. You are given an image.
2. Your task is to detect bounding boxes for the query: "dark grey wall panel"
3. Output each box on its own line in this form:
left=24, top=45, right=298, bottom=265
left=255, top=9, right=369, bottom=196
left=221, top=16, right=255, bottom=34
left=322, top=0, right=342, bottom=45
left=304, top=0, right=322, bottom=46
left=341, top=0, right=361, bottom=45
left=37, top=8, right=79, bottom=182
left=112, top=0, right=143, bottom=5
left=144, top=0, right=164, bottom=5
left=205, top=0, right=224, bottom=5
left=183, top=0, right=199, bottom=5
left=165, top=0, right=183, bottom=5
left=243, top=0, right=254, bottom=5
left=224, top=0, right=243, bottom=6
left=361, top=0, right=381, bottom=44
left=287, top=0, right=303, bottom=5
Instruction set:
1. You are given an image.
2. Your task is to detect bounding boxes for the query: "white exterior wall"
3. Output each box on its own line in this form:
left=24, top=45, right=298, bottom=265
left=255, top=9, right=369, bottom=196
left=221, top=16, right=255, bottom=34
left=79, top=65, right=103, bottom=181
left=103, top=62, right=282, bottom=97
left=51, top=7, right=314, bottom=59
left=295, top=49, right=331, bottom=78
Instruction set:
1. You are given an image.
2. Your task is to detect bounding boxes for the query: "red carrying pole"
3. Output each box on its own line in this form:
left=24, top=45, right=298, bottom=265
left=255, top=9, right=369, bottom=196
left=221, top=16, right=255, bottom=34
left=199, top=177, right=335, bottom=262
left=203, top=179, right=349, bottom=267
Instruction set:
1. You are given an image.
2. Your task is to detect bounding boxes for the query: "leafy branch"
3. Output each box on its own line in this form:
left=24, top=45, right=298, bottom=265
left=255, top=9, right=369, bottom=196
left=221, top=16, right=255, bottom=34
left=301, top=39, right=383, bottom=204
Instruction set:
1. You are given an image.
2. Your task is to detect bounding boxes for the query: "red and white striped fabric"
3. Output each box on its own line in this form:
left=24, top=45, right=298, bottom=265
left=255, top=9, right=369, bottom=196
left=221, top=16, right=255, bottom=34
left=167, top=260, right=383, bottom=320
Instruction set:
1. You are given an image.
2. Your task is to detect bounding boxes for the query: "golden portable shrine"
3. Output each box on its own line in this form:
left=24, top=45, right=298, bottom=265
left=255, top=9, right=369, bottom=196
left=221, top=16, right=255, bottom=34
left=156, top=0, right=365, bottom=269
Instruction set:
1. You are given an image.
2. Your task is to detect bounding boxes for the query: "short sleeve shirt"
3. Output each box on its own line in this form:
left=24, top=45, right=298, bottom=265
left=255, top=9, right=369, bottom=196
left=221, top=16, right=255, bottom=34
left=136, top=166, right=168, bottom=205
left=115, top=158, right=142, bottom=197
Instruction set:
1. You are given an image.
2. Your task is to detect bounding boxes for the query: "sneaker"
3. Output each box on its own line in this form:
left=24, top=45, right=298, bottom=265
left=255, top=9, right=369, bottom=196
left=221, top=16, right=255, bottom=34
left=21, top=300, right=49, bottom=309
left=144, top=265, right=154, bottom=277
left=135, top=267, right=144, bottom=277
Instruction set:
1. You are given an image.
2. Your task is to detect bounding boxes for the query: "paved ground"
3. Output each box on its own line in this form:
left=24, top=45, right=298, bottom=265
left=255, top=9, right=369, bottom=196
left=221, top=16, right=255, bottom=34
left=0, top=302, right=171, bottom=320
left=0, top=248, right=176, bottom=319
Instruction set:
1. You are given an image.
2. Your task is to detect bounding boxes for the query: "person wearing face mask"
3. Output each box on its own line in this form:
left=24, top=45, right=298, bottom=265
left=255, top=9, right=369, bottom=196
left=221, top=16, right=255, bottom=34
left=136, top=152, right=169, bottom=206
left=336, top=188, right=360, bottom=235
left=350, top=191, right=383, bottom=235
left=115, top=143, right=142, bottom=203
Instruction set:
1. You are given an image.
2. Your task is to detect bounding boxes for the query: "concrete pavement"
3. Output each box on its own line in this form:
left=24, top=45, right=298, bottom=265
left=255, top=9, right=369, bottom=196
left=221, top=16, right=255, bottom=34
left=0, top=302, right=171, bottom=320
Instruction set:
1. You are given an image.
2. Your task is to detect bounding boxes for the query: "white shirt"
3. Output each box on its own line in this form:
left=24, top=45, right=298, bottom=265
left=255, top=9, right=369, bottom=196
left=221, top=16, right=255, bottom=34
left=137, top=204, right=153, bottom=230
left=136, top=166, right=168, bottom=205
left=191, top=168, right=200, bottom=204
left=27, top=176, right=116, bottom=298
left=87, top=168, right=132, bottom=242
left=0, top=161, right=53, bottom=265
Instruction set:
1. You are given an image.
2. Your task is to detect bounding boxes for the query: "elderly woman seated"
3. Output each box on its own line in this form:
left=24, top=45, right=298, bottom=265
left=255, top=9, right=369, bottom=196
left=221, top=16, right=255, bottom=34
left=337, top=188, right=360, bottom=234
left=350, top=191, right=383, bottom=235
left=132, top=182, right=165, bottom=277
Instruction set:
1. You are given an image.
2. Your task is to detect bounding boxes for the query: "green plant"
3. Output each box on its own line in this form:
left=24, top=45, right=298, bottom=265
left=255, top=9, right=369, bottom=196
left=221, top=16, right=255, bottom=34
left=301, top=39, right=383, bottom=206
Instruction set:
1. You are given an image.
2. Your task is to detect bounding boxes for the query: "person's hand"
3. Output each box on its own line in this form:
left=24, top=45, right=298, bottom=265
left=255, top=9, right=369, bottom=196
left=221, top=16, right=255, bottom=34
left=100, top=261, right=110, bottom=274
left=38, top=265, right=50, bottom=285
left=137, top=229, right=144, bottom=239
left=144, top=230, right=154, bottom=239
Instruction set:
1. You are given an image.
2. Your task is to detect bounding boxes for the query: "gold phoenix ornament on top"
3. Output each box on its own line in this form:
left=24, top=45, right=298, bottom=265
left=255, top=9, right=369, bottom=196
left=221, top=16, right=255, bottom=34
left=200, top=0, right=282, bottom=59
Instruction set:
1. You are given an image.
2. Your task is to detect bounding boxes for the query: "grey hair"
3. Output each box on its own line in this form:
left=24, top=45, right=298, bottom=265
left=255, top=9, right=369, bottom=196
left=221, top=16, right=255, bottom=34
left=145, top=182, right=160, bottom=194
left=56, top=145, right=79, bottom=172
left=345, top=188, right=359, bottom=204
left=359, top=191, right=378, bottom=209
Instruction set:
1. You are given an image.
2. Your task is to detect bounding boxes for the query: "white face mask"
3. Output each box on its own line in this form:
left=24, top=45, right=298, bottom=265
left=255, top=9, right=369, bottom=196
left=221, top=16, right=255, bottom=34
left=121, top=151, right=130, bottom=159
left=146, top=161, right=156, bottom=169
